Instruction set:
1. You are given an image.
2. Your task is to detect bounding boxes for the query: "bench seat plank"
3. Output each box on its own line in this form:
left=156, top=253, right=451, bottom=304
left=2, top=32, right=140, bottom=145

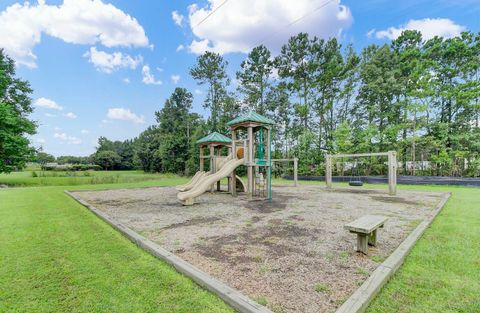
left=344, top=215, right=387, bottom=234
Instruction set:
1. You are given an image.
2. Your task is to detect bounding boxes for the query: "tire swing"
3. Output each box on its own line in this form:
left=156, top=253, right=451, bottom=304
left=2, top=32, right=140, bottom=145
left=349, top=159, right=364, bottom=187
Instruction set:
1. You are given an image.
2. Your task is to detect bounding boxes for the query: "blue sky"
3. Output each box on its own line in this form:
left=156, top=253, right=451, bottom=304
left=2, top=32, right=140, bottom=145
left=1, top=0, right=479, bottom=156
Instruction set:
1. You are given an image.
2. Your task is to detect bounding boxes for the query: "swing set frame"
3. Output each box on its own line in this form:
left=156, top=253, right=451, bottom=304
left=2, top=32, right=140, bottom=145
left=271, top=158, right=298, bottom=186
left=325, top=151, right=397, bottom=195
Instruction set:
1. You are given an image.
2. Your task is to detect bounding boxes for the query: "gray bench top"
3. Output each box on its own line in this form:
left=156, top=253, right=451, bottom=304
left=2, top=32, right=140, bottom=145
left=344, top=215, right=388, bottom=234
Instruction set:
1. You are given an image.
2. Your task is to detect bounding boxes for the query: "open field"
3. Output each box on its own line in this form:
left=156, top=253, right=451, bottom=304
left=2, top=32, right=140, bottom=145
left=0, top=174, right=478, bottom=312
left=72, top=185, right=446, bottom=313
left=0, top=170, right=174, bottom=187
left=0, top=178, right=236, bottom=313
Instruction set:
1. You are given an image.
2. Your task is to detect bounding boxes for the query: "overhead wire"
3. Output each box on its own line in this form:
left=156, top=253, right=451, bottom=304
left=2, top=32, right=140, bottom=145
left=191, top=0, right=338, bottom=52
left=250, top=0, right=337, bottom=49
left=194, top=0, right=232, bottom=27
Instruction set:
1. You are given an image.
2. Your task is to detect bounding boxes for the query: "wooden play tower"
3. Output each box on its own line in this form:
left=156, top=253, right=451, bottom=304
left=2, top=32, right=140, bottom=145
left=196, top=131, right=234, bottom=192
left=176, top=112, right=275, bottom=205
left=227, top=112, right=275, bottom=200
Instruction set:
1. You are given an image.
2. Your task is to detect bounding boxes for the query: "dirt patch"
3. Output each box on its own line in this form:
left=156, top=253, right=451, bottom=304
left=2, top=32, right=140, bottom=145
left=72, top=185, right=446, bottom=313
left=250, top=215, right=263, bottom=223
left=195, top=221, right=311, bottom=264
left=161, top=216, right=220, bottom=230
left=370, top=195, right=420, bottom=206
left=288, top=214, right=305, bottom=221
left=244, top=194, right=291, bottom=213
left=325, top=188, right=381, bottom=195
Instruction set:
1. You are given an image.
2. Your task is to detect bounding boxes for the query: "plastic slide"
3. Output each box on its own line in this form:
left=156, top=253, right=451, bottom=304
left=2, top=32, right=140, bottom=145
left=175, top=171, right=206, bottom=191
left=235, top=175, right=247, bottom=192
left=177, top=158, right=245, bottom=205
left=176, top=170, right=202, bottom=190
left=177, top=154, right=234, bottom=192
left=215, top=154, right=233, bottom=170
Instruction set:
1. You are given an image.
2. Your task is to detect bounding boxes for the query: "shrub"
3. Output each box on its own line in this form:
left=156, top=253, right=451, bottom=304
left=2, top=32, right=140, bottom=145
left=41, top=163, right=102, bottom=171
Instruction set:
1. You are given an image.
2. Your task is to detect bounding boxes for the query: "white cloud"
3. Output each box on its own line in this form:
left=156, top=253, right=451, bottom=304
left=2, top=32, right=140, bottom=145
left=34, top=97, right=63, bottom=110
left=64, top=112, right=77, bottom=119
left=107, top=108, right=145, bottom=124
left=83, top=47, right=142, bottom=73
left=194, top=89, right=203, bottom=95
left=189, top=39, right=212, bottom=55
left=176, top=44, right=185, bottom=52
left=374, top=18, right=466, bottom=41
left=187, top=0, right=352, bottom=54
left=123, top=78, right=130, bottom=84
left=171, top=74, right=180, bottom=84
left=54, top=127, right=61, bottom=131
left=0, top=0, right=149, bottom=68
left=37, top=138, right=46, bottom=144
left=54, top=132, right=82, bottom=145
left=172, top=11, right=184, bottom=27
left=81, top=129, right=89, bottom=134
left=142, top=65, right=162, bottom=85
left=45, top=113, right=56, bottom=117
left=156, top=67, right=164, bottom=72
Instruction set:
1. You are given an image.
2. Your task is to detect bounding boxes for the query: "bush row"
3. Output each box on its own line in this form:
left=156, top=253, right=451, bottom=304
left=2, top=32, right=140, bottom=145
left=41, top=164, right=102, bottom=171
left=42, top=164, right=102, bottom=171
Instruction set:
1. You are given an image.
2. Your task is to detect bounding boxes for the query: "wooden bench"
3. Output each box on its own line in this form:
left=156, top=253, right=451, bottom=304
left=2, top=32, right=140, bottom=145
left=344, top=215, right=388, bottom=255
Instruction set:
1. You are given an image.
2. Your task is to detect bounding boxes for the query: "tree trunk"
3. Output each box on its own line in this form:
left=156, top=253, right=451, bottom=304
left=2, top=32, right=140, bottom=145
left=412, top=108, right=417, bottom=176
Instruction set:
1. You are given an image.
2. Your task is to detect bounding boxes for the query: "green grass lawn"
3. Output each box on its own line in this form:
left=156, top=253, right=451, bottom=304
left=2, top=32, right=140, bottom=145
left=0, top=173, right=478, bottom=312
left=0, top=170, right=173, bottom=187
left=366, top=184, right=480, bottom=313
left=0, top=176, right=235, bottom=313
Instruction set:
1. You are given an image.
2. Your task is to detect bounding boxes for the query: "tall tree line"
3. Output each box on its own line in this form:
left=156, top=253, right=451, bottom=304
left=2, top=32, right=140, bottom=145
left=93, top=30, right=479, bottom=177
left=93, top=88, right=206, bottom=175
left=232, top=30, right=479, bottom=176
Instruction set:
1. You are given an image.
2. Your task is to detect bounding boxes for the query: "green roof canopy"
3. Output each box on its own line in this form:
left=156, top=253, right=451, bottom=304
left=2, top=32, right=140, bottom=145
left=196, top=132, right=232, bottom=145
left=226, top=111, right=275, bottom=127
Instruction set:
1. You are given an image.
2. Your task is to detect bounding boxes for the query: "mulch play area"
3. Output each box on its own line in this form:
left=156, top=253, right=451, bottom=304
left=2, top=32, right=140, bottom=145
left=72, top=185, right=446, bottom=313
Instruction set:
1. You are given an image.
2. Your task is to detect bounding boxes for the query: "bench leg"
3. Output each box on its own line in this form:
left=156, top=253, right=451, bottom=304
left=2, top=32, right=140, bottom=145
left=356, top=234, right=369, bottom=254
left=368, top=229, right=377, bottom=246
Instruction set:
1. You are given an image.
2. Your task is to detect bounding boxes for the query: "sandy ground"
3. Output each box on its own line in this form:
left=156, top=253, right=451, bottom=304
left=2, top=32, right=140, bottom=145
left=72, top=185, right=446, bottom=313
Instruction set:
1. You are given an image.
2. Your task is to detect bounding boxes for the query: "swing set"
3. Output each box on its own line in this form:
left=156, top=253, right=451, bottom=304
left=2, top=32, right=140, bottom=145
left=325, top=151, right=398, bottom=195
left=348, top=159, right=364, bottom=187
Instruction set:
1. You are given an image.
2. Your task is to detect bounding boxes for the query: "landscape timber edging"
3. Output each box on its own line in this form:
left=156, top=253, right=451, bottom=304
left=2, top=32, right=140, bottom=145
left=335, top=191, right=452, bottom=313
left=64, top=190, right=273, bottom=313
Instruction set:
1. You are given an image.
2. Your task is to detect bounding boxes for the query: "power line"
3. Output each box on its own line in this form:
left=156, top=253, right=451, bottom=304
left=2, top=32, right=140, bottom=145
left=195, top=0, right=231, bottom=27
left=251, top=0, right=337, bottom=49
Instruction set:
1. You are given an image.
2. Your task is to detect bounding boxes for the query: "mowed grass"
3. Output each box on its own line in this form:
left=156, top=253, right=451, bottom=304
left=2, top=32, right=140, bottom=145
left=0, top=177, right=235, bottom=313
left=366, top=184, right=480, bottom=313
left=0, top=170, right=172, bottom=187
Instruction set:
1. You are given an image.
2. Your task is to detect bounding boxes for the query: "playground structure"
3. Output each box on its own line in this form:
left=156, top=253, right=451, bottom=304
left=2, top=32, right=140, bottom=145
left=177, top=112, right=275, bottom=205
left=176, top=132, right=247, bottom=195
left=177, top=113, right=397, bottom=205
left=325, top=151, right=397, bottom=195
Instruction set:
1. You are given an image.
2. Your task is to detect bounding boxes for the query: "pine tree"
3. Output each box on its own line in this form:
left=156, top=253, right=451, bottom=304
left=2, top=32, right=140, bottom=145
left=237, top=45, right=273, bottom=114
left=190, top=52, right=230, bottom=131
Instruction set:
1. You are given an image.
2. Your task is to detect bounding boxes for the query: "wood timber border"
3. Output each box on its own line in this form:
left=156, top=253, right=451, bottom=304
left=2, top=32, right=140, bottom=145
left=64, top=190, right=273, bottom=313
left=64, top=188, right=450, bottom=313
